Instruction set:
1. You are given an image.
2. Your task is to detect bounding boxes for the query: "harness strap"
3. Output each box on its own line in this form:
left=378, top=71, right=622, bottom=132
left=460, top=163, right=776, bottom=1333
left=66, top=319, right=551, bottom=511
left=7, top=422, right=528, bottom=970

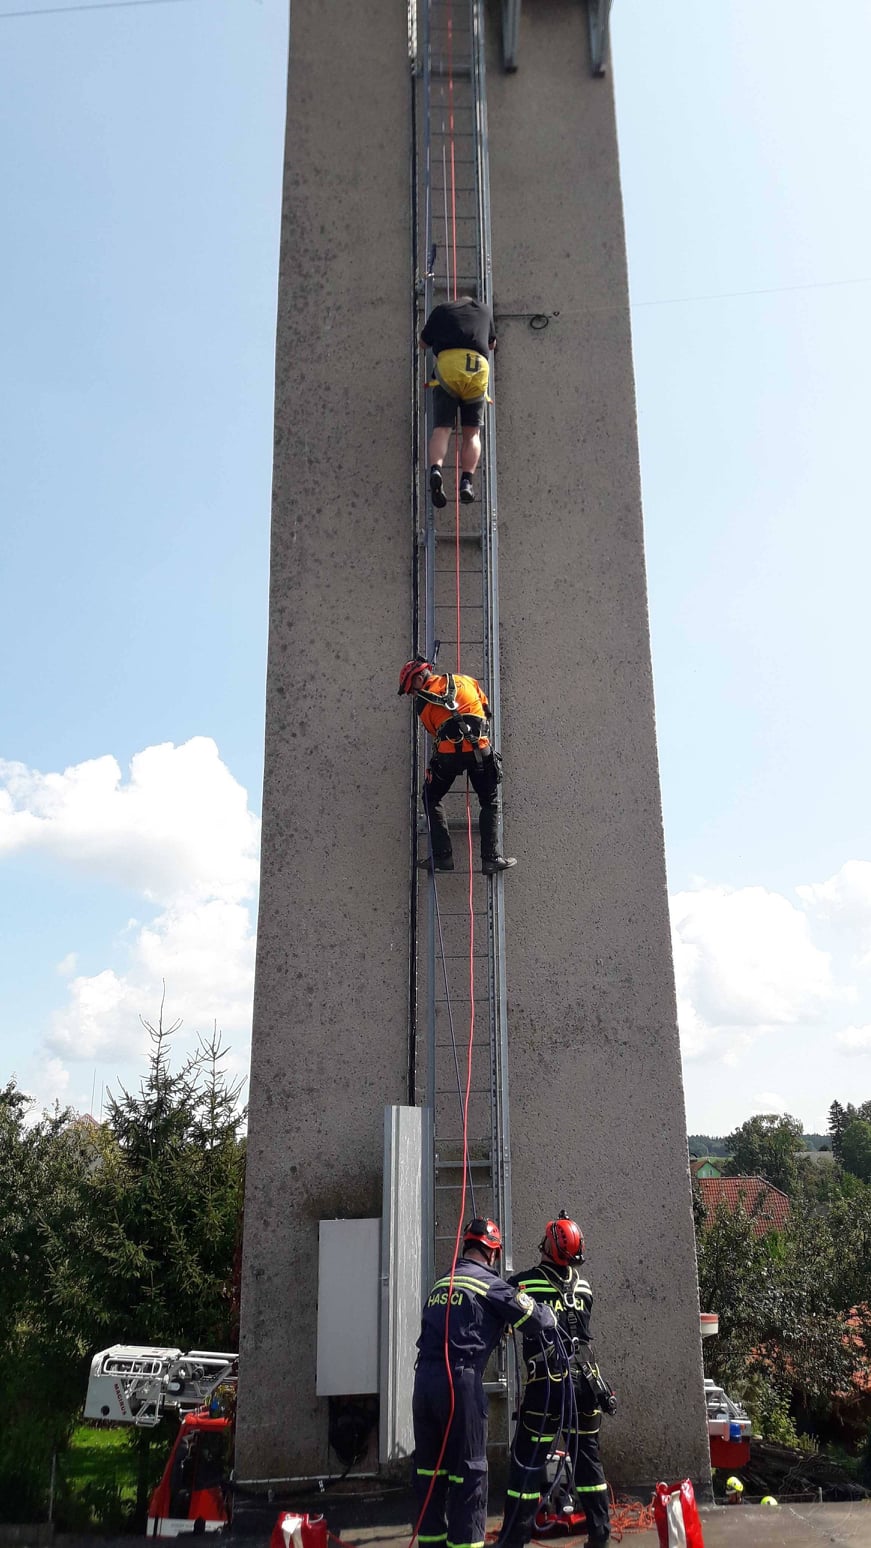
left=415, top=672, right=459, bottom=712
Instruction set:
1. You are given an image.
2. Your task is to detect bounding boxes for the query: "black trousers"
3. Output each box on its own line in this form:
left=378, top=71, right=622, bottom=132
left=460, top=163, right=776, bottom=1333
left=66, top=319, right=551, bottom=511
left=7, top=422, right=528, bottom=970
left=423, top=750, right=501, bottom=865
left=500, top=1377, right=610, bottom=1546
left=413, top=1362, right=489, bottom=1548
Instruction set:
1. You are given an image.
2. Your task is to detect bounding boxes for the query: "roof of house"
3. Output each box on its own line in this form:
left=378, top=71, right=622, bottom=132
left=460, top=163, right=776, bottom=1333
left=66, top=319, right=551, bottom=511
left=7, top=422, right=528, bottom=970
left=697, top=1176, right=791, bottom=1235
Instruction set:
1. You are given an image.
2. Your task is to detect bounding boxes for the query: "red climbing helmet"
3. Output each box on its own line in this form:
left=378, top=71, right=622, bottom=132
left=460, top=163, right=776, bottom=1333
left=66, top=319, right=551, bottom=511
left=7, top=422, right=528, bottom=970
left=398, top=657, right=432, bottom=696
left=463, top=1217, right=503, bottom=1253
left=541, top=1212, right=585, bottom=1267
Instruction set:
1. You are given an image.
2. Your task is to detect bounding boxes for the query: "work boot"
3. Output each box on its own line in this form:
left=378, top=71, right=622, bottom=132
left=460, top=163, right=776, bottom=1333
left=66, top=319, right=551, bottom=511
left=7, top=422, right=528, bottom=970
left=430, top=467, right=447, bottom=509
left=419, top=855, right=455, bottom=873
left=482, top=856, right=517, bottom=877
left=459, top=472, right=475, bottom=504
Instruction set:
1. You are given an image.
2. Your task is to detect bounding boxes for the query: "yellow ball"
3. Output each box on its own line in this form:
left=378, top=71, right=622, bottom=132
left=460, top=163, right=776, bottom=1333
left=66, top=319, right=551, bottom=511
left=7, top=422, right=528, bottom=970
left=725, top=1476, right=744, bottom=1493
left=760, top=1496, right=779, bottom=1508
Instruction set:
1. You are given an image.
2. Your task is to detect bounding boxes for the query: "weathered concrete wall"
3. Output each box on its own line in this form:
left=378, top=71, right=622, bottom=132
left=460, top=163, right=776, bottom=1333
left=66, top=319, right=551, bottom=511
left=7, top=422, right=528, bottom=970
left=485, top=0, right=710, bottom=1488
left=235, top=0, right=412, bottom=1480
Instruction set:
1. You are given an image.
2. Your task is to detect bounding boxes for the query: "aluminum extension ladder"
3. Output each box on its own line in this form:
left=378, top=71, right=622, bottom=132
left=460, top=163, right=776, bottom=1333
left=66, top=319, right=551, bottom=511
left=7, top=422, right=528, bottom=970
left=410, top=0, right=513, bottom=1308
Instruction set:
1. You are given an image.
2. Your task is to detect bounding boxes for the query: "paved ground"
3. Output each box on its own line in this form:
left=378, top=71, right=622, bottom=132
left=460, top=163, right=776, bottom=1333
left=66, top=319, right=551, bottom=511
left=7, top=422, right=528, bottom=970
left=325, top=1500, right=871, bottom=1547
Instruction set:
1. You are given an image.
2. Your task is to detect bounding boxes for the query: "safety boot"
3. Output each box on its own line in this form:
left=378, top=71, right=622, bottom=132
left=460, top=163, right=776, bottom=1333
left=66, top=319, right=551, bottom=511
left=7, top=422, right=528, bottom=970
left=418, top=855, right=455, bottom=873
left=430, top=467, right=447, bottom=509
left=459, top=472, right=475, bottom=503
left=481, top=856, right=517, bottom=876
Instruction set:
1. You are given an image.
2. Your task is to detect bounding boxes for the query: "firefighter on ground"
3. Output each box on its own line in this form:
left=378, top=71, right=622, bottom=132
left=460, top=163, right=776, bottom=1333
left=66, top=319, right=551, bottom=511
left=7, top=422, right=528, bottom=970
left=399, top=657, right=516, bottom=877
left=498, top=1215, right=613, bottom=1548
left=420, top=294, right=496, bottom=509
left=413, top=1218, right=557, bottom=1548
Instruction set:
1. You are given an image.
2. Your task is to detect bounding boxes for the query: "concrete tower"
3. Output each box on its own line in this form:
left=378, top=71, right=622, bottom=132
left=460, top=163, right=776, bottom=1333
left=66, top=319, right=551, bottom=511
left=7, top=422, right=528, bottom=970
left=236, top=0, right=710, bottom=1495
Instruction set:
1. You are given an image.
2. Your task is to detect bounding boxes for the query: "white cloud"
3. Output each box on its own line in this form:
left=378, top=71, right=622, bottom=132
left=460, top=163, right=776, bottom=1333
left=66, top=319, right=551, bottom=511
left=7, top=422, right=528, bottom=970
left=835, top=1024, right=871, bottom=1055
left=0, top=738, right=259, bottom=906
left=0, top=739, right=259, bottom=1087
left=798, top=861, right=871, bottom=963
left=671, top=883, right=835, bottom=1063
left=750, top=1091, right=788, bottom=1112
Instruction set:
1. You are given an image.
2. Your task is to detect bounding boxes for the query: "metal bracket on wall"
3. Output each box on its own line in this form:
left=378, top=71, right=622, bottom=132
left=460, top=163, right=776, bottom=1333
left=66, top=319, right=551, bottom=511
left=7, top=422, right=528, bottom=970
left=587, top=0, right=612, bottom=77
left=501, top=0, right=520, bottom=71
left=503, top=0, right=611, bottom=76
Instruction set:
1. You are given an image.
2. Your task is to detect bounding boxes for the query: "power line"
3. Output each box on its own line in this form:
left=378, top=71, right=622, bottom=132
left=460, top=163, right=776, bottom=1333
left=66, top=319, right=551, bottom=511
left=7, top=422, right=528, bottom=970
left=634, top=274, right=871, bottom=310
left=0, top=0, right=199, bottom=19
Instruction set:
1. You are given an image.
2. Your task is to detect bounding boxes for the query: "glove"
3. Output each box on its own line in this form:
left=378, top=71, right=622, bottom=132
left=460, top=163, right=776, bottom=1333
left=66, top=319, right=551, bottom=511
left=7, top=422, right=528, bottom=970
left=541, top=1305, right=558, bottom=1330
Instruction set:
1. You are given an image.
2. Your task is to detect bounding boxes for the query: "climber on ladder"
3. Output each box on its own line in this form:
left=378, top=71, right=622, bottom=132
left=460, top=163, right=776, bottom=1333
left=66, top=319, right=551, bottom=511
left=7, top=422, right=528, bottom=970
left=420, top=294, right=496, bottom=509
left=399, top=657, right=516, bottom=877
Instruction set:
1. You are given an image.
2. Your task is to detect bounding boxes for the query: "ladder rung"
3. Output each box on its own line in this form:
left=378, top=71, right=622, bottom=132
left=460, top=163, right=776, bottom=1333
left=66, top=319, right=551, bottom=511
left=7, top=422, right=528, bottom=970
left=435, top=1087, right=490, bottom=1096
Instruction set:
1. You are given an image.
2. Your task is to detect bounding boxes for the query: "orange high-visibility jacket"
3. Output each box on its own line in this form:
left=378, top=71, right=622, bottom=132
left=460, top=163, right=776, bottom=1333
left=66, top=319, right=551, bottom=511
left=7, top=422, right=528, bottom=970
left=417, top=673, right=491, bottom=754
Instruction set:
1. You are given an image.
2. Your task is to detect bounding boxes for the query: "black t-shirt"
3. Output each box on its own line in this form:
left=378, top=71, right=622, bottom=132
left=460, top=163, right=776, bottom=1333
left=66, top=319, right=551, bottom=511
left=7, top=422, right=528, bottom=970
left=421, top=298, right=495, bottom=357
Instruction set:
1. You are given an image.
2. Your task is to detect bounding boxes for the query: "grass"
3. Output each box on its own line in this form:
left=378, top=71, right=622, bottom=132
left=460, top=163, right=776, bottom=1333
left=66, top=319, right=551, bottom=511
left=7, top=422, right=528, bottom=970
left=57, top=1423, right=166, bottom=1532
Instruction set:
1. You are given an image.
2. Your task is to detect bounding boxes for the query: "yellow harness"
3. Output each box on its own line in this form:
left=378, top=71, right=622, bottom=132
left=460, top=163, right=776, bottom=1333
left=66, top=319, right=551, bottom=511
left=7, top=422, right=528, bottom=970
left=429, top=347, right=492, bottom=404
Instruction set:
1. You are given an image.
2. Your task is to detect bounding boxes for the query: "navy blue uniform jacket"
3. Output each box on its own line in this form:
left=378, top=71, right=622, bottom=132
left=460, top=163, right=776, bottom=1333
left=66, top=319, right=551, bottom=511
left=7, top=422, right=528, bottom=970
left=417, top=1256, right=555, bottom=1372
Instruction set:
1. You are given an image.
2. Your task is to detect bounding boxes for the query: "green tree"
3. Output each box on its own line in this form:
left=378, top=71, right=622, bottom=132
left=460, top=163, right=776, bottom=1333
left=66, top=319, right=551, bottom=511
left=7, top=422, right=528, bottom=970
left=696, top=1196, right=856, bottom=1437
left=0, top=1082, right=99, bottom=1520
left=840, top=1120, right=871, bottom=1186
left=724, top=1112, right=805, bottom=1193
left=829, top=1100, right=851, bottom=1161
left=81, top=1008, right=246, bottom=1351
left=0, top=1003, right=246, bottom=1526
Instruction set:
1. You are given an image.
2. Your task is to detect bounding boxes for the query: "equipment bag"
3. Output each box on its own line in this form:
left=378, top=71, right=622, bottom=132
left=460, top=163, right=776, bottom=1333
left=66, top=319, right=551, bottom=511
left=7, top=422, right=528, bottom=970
left=653, top=1480, right=705, bottom=1548
left=432, top=348, right=491, bottom=403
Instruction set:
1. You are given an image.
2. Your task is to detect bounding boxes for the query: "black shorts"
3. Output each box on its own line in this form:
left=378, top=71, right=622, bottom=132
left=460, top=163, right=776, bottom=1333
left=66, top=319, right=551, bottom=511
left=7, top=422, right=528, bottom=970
left=432, top=385, right=486, bottom=429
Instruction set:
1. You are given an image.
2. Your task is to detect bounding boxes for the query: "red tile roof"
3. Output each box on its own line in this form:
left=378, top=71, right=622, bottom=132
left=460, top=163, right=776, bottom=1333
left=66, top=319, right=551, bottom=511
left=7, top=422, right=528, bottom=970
left=697, top=1176, right=791, bottom=1236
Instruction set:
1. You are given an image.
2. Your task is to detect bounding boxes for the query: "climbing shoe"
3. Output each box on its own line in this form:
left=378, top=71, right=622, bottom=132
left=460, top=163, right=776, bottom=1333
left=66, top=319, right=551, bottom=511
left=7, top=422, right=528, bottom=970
left=459, top=473, right=475, bottom=504
left=481, top=856, right=517, bottom=876
left=418, top=856, right=455, bottom=873
left=430, top=467, right=447, bottom=509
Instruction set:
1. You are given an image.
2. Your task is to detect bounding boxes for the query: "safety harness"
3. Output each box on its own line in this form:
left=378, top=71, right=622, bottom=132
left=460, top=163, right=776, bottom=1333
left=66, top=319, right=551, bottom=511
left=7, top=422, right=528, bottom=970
left=524, top=1267, right=593, bottom=1383
left=416, top=673, right=490, bottom=751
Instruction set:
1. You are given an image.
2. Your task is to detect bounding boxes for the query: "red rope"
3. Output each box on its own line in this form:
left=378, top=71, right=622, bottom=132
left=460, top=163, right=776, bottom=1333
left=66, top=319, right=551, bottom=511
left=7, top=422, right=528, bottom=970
left=409, top=6, right=478, bottom=1543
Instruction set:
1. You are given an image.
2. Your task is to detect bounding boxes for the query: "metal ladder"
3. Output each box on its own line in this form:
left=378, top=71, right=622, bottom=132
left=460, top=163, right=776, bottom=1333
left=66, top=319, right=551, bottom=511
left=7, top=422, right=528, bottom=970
left=409, top=0, right=512, bottom=1301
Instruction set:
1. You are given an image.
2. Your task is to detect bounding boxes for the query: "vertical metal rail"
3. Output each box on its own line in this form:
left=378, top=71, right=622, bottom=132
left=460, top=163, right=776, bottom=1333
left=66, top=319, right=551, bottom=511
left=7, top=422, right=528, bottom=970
left=411, top=0, right=513, bottom=1322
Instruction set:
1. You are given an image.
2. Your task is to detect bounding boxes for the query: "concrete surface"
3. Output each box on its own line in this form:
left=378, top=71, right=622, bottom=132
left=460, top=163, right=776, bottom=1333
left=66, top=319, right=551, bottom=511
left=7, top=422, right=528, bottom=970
left=234, top=0, right=413, bottom=1480
left=485, top=0, right=710, bottom=1488
left=234, top=1498, right=871, bottom=1546
left=316, top=1501, right=871, bottom=1546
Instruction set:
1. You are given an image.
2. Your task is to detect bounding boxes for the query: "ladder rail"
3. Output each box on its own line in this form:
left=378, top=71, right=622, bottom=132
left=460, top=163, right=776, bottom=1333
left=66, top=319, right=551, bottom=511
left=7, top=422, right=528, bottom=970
left=413, top=1, right=511, bottom=1311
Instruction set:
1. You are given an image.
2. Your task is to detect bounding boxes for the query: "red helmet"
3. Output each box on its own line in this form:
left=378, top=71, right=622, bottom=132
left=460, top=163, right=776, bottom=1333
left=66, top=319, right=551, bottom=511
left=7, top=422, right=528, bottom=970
left=541, top=1213, right=585, bottom=1266
left=463, top=1217, right=502, bottom=1253
left=398, top=657, right=432, bottom=696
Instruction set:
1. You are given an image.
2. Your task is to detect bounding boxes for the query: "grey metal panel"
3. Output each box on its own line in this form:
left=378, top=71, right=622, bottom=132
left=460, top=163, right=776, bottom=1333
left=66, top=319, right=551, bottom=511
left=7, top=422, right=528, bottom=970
left=317, top=1220, right=380, bottom=1397
left=379, top=1105, right=430, bottom=1463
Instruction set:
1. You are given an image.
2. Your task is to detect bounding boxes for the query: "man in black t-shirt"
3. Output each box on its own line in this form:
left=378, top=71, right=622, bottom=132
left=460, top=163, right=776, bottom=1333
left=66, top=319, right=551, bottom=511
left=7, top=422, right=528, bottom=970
left=420, top=295, right=496, bottom=509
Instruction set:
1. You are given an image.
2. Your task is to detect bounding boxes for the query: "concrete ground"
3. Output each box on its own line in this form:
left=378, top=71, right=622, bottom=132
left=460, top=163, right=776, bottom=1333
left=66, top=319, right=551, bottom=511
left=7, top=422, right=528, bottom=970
left=250, top=1498, right=871, bottom=1548
left=331, top=1500, right=871, bottom=1547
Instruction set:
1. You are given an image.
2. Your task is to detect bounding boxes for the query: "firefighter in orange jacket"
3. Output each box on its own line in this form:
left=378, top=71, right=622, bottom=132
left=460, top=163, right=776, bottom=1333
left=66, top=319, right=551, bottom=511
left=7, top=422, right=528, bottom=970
left=399, top=657, right=517, bottom=877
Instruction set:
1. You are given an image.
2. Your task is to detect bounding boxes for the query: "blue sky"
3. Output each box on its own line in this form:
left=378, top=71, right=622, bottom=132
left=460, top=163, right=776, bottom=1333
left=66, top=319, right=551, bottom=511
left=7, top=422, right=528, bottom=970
left=3, top=0, right=871, bottom=1136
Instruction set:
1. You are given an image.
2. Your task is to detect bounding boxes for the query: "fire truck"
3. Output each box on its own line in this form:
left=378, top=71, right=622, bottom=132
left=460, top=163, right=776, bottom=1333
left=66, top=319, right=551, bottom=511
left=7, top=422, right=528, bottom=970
left=84, top=1346, right=236, bottom=1537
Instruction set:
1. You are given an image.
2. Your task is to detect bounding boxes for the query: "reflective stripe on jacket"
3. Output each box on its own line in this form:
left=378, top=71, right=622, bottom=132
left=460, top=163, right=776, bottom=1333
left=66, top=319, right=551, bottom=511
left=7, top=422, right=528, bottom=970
left=416, top=1256, right=553, bottom=1373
